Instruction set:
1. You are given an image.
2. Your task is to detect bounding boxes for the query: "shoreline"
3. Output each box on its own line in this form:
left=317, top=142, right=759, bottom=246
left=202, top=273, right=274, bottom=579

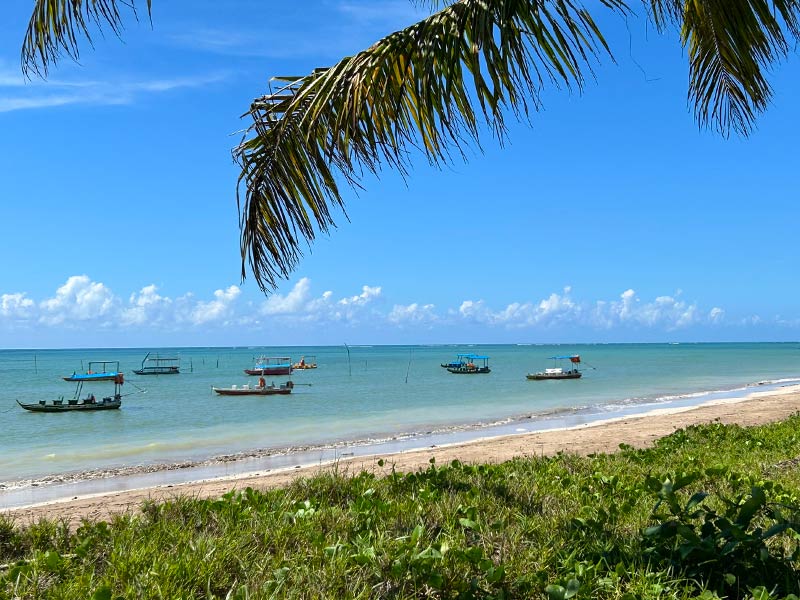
left=4, top=382, right=800, bottom=527
left=1, top=378, right=795, bottom=498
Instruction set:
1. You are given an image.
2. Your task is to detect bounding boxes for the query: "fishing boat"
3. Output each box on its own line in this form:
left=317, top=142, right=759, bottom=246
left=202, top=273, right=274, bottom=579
left=244, top=356, right=293, bottom=376
left=527, top=355, right=583, bottom=380
left=212, top=381, right=294, bottom=396
left=446, top=354, right=491, bottom=374
left=440, top=353, right=472, bottom=369
left=133, top=352, right=180, bottom=375
left=18, top=375, right=125, bottom=412
left=63, top=360, right=122, bottom=382
left=292, top=355, right=317, bottom=370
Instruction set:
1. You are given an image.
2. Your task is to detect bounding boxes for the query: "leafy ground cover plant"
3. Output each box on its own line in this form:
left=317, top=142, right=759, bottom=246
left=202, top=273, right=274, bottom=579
left=2, top=416, right=800, bottom=598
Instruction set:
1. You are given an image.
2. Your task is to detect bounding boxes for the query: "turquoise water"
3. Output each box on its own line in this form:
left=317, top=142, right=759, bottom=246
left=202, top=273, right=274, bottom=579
left=1, top=343, right=798, bottom=487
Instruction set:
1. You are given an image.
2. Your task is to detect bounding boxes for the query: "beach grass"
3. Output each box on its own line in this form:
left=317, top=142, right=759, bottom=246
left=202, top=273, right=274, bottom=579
left=3, top=416, right=800, bottom=598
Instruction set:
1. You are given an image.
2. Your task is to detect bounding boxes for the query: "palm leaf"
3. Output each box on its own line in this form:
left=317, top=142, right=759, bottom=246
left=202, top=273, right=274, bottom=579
left=22, top=0, right=151, bottom=76
left=235, top=0, right=627, bottom=291
left=648, top=0, right=800, bottom=136
left=20, top=1, right=800, bottom=290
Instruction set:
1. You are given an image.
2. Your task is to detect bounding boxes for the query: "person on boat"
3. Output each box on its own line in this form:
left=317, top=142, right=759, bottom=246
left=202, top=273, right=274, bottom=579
left=258, top=376, right=266, bottom=389
left=299, top=357, right=305, bottom=367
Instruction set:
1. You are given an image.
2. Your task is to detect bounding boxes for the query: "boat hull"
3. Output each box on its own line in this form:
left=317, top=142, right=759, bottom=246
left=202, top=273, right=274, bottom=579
left=526, top=372, right=582, bottom=380
left=17, top=398, right=122, bottom=412
left=63, top=373, right=120, bottom=382
left=244, top=367, right=292, bottom=376
left=133, top=367, right=180, bottom=375
left=446, top=367, right=491, bottom=374
left=212, top=387, right=292, bottom=396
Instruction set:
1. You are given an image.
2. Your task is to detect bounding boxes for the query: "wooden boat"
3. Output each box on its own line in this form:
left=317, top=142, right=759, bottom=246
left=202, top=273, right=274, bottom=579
left=133, top=352, right=180, bottom=375
left=18, top=376, right=124, bottom=412
left=63, top=360, right=122, bottom=382
left=292, top=355, right=317, bottom=370
left=244, top=356, right=293, bottom=376
left=213, top=381, right=294, bottom=396
left=527, top=355, right=583, bottom=380
left=18, top=396, right=122, bottom=412
left=441, top=353, right=483, bottom=369
left=446, top=355, right=491, bottom=374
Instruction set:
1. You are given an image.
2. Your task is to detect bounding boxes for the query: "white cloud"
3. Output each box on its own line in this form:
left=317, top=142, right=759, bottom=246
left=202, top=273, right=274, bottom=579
left=262, top=278, right=312, bottom=315
left=1, top=293, right=34, bottom=318
left=458, top=288, right=578, bottom=327
left=0, top=62, right=227, bottom=113
left=456, top=287, right=724, bottom=331
left=39, top=275, right=117, bottom=325
left=4, top=276, right=793, bottom=340
left=339, top=285, right=382, bottom=306
left=259, top=279, right=382, bottom=324
left=190, top=285, right=241, bottom=325
left=121, top=285, right=173, bottom=326
left=388, top=303, right=437, bottom=325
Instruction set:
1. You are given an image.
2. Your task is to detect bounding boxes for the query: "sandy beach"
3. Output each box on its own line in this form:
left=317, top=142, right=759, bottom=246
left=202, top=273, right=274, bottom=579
left=4, top=384, right=800, bottom=528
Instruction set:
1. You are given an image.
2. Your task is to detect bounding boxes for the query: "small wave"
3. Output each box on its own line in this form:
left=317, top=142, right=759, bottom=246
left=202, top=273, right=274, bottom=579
left=590, top=378, right=800, bottom=414
left=751, top=377, right=800, bottom=386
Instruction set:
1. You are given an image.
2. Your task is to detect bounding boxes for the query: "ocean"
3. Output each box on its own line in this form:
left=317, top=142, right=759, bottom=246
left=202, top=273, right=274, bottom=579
left=1, top=343, right=798, bottom=503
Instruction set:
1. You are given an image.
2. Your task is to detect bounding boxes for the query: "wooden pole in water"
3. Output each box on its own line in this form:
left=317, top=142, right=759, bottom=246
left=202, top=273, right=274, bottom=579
left=405, top=349, right=413, bottom=384
left=33, top=354, right=38, bottom=374
left=344, top=343, right=351, bottom=377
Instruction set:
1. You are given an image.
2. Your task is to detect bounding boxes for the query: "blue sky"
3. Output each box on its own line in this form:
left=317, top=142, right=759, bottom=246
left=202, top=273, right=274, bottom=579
left=1, top=1, right=798, bottom=348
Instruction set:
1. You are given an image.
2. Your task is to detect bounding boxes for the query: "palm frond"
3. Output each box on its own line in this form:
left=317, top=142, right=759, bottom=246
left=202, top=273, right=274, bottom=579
left=22, top=0, right=151, bottom=76
left=648, top=0, right=800, bottom=136
left=235, top=0, right=627, bottom=291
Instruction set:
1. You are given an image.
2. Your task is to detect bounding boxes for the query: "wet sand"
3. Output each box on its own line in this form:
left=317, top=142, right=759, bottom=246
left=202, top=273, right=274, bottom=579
left=5, top=385, right=800, bottom=528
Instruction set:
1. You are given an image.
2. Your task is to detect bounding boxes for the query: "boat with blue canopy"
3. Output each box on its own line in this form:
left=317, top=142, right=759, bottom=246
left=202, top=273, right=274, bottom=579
left=244, top=356, right=293, bottom=376
left=440, top=353, right=474, bottom=369
left=446, top=354, right=491, bottom=374
left=527, top=355, right=582, bottom=380
left=18, top=375, right=125, bottom=412
left=63, top=360, right=122, bottom=382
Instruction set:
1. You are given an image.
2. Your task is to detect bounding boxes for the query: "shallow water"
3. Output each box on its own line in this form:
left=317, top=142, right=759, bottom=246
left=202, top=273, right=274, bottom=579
left=1, top=343, right=798, bottom=487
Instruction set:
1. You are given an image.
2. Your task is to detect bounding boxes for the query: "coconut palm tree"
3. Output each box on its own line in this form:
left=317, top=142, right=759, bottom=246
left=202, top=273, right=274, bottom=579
left=20, top=1, right=800, bottom=291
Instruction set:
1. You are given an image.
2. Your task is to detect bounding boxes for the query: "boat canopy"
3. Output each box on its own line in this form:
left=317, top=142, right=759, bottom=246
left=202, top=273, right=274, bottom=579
left=254, top=356, right=291, bottom=363
left=548, top=355, right=581, bottom=362
left=88, top=360, right=121, bottom=371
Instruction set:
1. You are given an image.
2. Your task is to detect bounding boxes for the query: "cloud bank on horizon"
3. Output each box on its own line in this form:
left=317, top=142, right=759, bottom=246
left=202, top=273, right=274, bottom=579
left=2, top=275, right=789, bottom=347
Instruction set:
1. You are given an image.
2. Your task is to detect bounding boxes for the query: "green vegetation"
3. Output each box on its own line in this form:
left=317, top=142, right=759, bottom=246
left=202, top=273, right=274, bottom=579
left=4, top=417, right=800, bottom=598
